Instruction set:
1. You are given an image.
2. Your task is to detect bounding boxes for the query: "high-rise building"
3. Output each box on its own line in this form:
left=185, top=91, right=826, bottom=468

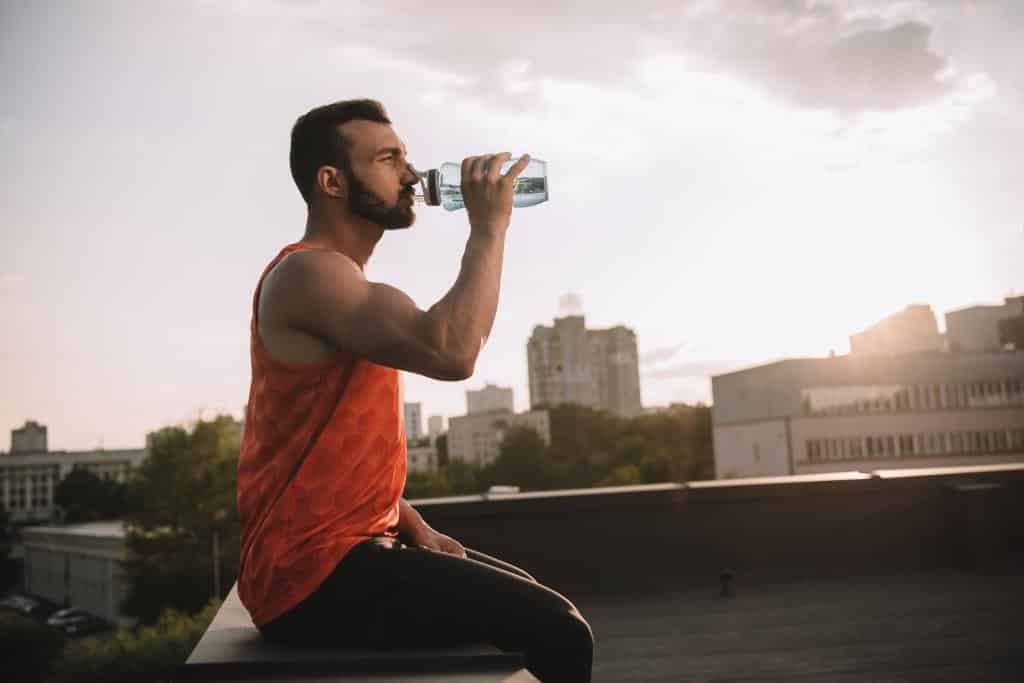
left=946, top=296, right=1024, bottom=352
left=467, top=384, right=514, bottom=414
left=711, top=350, right=1024, bottom=479
left=403, top=402, right=423, bottom=441
left=850, top=305, right=944, bottom=355
left=427, top=415, right=445, bottom=444
left=527, top=315, right=641, bottom=418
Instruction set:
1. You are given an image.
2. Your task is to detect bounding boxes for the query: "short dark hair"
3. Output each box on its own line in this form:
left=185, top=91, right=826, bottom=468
left=289, top=99, right=391, bottom=204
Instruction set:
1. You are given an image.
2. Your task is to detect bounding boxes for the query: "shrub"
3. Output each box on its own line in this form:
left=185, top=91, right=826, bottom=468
left=46, top=599, right=220, bottom=683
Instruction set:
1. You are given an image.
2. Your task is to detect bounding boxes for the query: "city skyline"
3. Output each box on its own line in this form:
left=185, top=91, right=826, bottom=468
left=3, top=2, right=1023, bottom=450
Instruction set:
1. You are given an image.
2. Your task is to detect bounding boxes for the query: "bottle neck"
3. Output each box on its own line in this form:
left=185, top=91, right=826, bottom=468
left=411, top=167, right=441, bottom=206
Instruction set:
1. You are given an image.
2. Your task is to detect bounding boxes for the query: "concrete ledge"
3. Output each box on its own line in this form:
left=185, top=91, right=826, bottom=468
left=176, top=585, right=530, bottom=682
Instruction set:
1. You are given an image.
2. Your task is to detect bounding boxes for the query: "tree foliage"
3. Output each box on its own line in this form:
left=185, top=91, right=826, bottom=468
left=54, top=468, right=127, bottom=523
left=406, top=402, right=713, bottom=498
left=46, top=599, right=220, bottom=683
left=121, top=415, right=241, bottom=623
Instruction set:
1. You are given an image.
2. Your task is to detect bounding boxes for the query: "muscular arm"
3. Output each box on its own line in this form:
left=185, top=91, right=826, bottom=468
left=272, top=153, right=529, bottom=381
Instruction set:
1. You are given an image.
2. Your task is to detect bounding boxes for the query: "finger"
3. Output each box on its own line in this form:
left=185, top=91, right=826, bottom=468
left=461, top=156, right=478, bottom=179
left=501, top=153, right=531, bottom=183
left=470, top=154, right=492, bottom=181
left=487, top=152, right=512, bottom=183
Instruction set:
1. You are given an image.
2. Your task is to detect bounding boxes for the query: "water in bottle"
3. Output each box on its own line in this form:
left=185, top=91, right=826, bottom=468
left=413, top=157, right=548, bottom=211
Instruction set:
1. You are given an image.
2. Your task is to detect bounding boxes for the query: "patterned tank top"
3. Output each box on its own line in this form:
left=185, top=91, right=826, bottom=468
left=237, top=241, right=406, bottom=627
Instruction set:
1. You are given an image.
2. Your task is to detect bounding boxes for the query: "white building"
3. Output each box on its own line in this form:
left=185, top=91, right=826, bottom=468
left=407, top=444, right=438, bottom=474
left=0, top=448, right=147, bottom=523
left=403, top=402, right=423, bottom=441
left=448, top=409, right=551, bottom=468
left=427, top=415, right=445, bottom=444
left=22, top=521, right=133, bottom=625
left=946, top=296, right=1024, bottom=352
left=467, top=384, right=515, bottom=415
left=711, top=351, right=1024, bottom=479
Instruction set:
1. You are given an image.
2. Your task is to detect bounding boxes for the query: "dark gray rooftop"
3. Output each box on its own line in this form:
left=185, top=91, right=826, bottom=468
left=581, top=572, right=1023, bottom=682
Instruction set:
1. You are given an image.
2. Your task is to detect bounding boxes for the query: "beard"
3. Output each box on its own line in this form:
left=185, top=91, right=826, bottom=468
left=344, top=166, right=416, bottom=231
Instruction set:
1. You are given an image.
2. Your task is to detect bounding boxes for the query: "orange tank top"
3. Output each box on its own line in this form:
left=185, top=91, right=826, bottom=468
left=237, top=241, right=406, bottom=627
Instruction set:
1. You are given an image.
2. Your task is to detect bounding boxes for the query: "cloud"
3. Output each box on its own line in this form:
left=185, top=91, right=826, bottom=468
left=654, top=3, right=955, bottom=113
left=639, top=342, right=688, bottom=366
left=203, top=0, right=964, bottom=115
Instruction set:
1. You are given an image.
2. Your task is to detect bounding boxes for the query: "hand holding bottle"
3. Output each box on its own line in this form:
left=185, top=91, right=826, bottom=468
left=412, top=156, right=548, bottom=213
left=460, top=153, right=531, bottom=235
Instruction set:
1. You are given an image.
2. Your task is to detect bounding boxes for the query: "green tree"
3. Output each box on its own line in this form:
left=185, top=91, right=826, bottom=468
left=54, top=468, right=127, bottom=523
left=121, top=415, right=241, bottom=623
left=479, top=427, right=555, bottom=491
left=444, top=460, right=480, bottom=495
left=403, top=470, right=452, bottom=499
left=597, top=464, right=642, bottom=487
left=435, top=433, right=449, bottom=467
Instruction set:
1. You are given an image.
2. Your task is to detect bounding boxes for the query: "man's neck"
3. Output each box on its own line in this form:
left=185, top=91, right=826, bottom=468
left=301, top=208, right=383, bottom=272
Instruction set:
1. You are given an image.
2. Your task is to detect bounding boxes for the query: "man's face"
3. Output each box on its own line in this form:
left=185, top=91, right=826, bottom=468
left=336, top=120, right=418, bottom=230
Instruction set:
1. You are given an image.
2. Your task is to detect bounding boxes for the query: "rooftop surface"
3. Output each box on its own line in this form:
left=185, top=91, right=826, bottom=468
left=579, top=571, right=1023, bottom=682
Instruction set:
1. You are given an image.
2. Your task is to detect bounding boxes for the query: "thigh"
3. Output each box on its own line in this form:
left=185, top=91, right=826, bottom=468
left=465, top=547, right=537, bottom=583
left=353, top=544, right=583, bottom=650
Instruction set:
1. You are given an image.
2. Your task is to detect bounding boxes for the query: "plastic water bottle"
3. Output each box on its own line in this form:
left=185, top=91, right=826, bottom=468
left=413, top=157, right=548, bottom=211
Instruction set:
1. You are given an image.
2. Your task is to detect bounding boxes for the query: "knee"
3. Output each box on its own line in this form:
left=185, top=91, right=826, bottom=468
left=555, top=607, right=594, bottom=657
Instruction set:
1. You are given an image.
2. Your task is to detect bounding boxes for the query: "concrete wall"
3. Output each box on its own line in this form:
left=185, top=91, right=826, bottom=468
left=412, top=467, right=1024, bottom=598
left=713, top=419, right=791, bottom=478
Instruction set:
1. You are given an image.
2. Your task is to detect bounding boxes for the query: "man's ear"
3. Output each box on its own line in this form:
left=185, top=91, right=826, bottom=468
left=316, top=165, right=346, bottom=200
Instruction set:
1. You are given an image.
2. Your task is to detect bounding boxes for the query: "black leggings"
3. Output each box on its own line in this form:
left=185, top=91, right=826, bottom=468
left=259, top=537, right=593, bottom=682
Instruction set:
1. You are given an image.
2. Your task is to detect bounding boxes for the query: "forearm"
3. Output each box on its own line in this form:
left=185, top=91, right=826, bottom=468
left=426, top=229, right=507, bottom=373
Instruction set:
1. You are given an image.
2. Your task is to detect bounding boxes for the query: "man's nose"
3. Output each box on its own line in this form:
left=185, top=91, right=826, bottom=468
left=404, top=162, right=424, bottom=183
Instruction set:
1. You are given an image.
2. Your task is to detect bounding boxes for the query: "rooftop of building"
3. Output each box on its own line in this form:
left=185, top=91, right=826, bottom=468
left=711, top=347, right=1024, bottom=380
left=22, top=520, right=126, bottom=539
left=0, top=447, right=147, bottom=461
left=179, top=463, right=1024, bottom=681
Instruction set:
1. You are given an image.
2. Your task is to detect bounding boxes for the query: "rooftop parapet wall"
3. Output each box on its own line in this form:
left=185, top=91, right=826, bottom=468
left=412, top=465, right=1024, bottom=597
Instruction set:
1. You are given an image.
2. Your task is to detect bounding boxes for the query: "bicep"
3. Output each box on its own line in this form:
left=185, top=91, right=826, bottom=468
left=282, top=251, right=468, bottom=381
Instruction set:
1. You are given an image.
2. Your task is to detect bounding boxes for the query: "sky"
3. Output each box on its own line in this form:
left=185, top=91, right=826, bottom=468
left=2, top=0, right=1022, bottom=451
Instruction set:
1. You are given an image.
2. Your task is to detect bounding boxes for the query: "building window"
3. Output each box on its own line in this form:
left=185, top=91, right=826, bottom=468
left=950, top=432, right=964, bottom=453
left=994, top=430, right=1008, bottom=451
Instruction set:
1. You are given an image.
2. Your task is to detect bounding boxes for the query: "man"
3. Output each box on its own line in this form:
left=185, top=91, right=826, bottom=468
left=237, top=99, right=593, bottom=682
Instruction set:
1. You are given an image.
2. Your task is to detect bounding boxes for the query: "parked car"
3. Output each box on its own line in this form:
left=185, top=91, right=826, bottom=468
left=46, top=607, right=95, bottom=627
left=51, top=613, right=114, bottom=638
left=0, top=593, right=59, bottom=620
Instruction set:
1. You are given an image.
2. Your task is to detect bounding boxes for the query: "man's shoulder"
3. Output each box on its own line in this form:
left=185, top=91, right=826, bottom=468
left=265, top=248, right=362, bottom=298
